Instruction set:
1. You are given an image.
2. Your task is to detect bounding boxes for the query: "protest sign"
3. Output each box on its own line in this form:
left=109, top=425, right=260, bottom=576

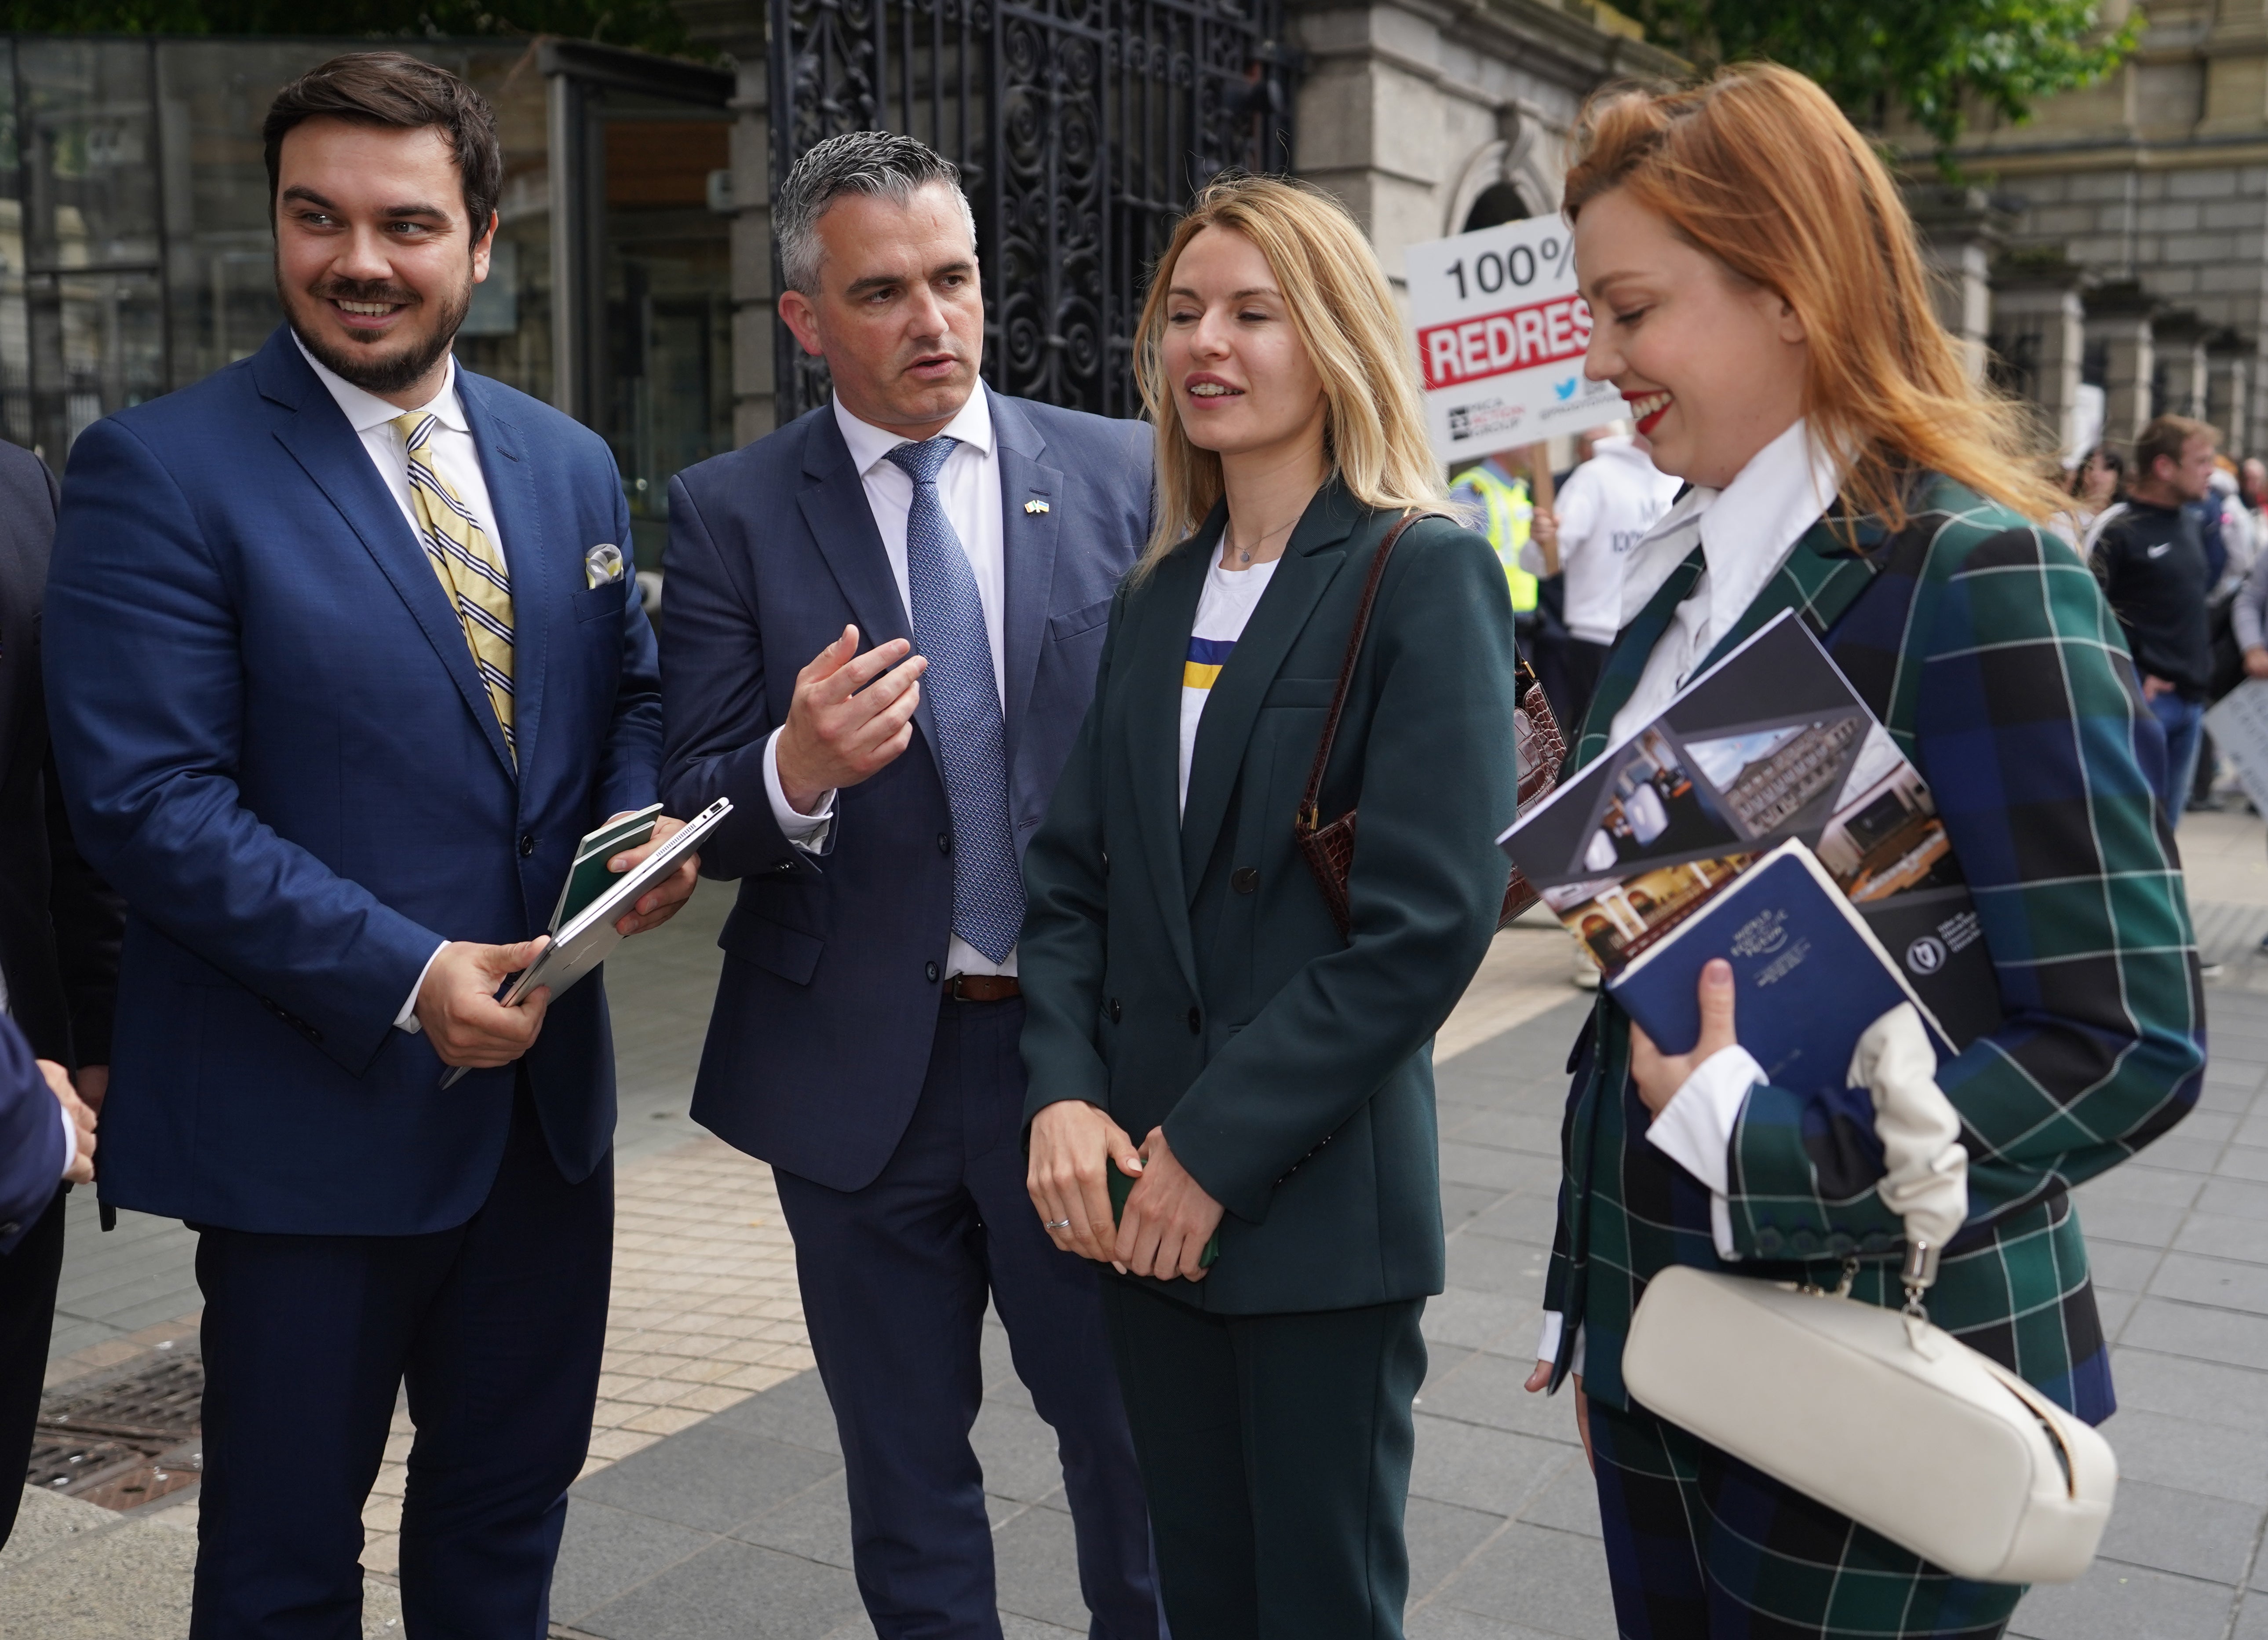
left=2206, top=679, right=2268, bottom=813
left=1404, top=215, right=1626, bottom=464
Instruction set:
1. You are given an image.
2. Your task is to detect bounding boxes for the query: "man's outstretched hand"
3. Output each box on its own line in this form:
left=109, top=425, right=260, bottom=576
left=776, top=626, right=926, bottom=815
left=417, top=939, right=552, bottom=1070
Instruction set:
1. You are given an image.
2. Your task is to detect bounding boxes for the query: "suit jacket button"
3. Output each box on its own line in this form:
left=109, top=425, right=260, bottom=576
left=518, top=833, right=536, bottom=858
left=1101, top=850, right=1110, bottom=874
left=926, top=961, right=941, bottom=983
left=1232, top=867, right=1258, bottom=895
left=1187, top=1007, right=1201, bottom=1035
left=1109, top=998, right=1123, bottom=1023
left=938, top=832, right=952, bottom=855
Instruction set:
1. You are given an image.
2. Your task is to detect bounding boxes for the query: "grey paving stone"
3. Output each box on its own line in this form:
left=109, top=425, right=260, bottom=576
left=2134, top=1135, right=2227, bottom=1175
left=970, top=1399, right=1070, bottom=1505
left=1447, top=1232, right=1555, bottom=1296
left=2082, top=1239, right=2161, bottom=1293
left=1429, top=1521, right=1618, bottom=1640
left=2232, top=1591, right=2268, bottom=1640
left=2092, top=1478, right=2264, bottom=1585
left=2219, top=1144, right=2268, bottom=1184
left=1440, top=1141, right=1562, bottom=1194
left=1514, top=1456, right=1602, bottom=1540
left=1407, top=1417, right=1572, bottom=1517
left=997, top=1616, right=1084, bottom=1640
left=572, top=1425, right=846, bottom=1534
left=2109, top=1346, right=2268, bottom=1433
left=1438, top=1110, right=1565, bottom=1160
left=2095, top=1288, right=2137, bottom=1340
left=1414, top=1348, right=1583, bottom=1446
left=1406, top=1607, right=1578, bottom=1640
left=1459, top=1194, right=1561, bottom=1250
left=2199, top=1175, right=2268, bottom=1222
left=1405, top=1494, right=1510, bottom=1603
left=989, top=1499, right=1090, bottom=1631
left=2173, top=1210, right=2268, bottom=1267
left=2120, top=1295, right=2268, bottom=1371
left=2095, top=1406, right=2268, bottom=1505
left=2067, top=1196, right=2192, bottom=1248
left=1442, top=1181, right=1510, bottom=1228
left=572, top=1538, right=867, bottom=1640
left=2074, top=1164, right=2205, bottom=1208
left=1420, top=1287, right=1539, bottom=1355
left=703, top=1369, right=842, bottom=1455
left=2165, top=1109, right=2239, bottom=1145
left=2008, top=1559, right=2239, bottom=1640
left=729, top=1480, right=857, bottom=1570
left=2147, top=1250, right=2268, bottom=1315
left=550, top=1499, right=718, bottom=1625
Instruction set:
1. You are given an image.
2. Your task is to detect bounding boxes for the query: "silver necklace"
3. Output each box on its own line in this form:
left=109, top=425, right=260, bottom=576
left=1228, top=516, right=1297, bottom=566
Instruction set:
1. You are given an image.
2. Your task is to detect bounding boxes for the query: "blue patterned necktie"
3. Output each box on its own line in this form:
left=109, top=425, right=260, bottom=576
left=886, top=436, right=1025, bottom=963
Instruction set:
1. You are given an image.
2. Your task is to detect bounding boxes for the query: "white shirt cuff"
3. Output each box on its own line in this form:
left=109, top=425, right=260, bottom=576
left=55, top=1095, right=74, bottom=1177
left=1532, top=1313, right=1588, bottom=1377
left=763, top=727, right=836, bottom=852
left=1644, top=1044, right=1764, bottom=1261
left=395, top=941, right=448, bottom=1035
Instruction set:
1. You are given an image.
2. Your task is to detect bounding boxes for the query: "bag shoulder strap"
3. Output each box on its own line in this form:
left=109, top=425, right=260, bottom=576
left=1299, top=511, right=1420, bottom=830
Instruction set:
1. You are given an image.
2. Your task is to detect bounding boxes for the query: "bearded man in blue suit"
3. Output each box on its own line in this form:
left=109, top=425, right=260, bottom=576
left=43, top=54, right=696, bottom=1637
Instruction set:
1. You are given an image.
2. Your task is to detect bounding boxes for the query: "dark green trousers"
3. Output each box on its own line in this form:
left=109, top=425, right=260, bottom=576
left=1098, top=1278, right=1427, bottom=1640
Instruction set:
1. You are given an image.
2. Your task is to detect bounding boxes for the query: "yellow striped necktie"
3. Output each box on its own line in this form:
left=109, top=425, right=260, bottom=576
left=394, top=412, right=515, bottom=763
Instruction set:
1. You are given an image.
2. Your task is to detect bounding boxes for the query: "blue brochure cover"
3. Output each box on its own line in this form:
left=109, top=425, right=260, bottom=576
left=1606, top=838, right=1953, bottom=1096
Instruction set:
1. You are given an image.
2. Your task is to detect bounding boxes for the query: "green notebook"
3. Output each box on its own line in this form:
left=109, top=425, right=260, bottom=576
left=549, top=804, right=663, bottom=933
left=1106, top=1155, right=1221, bottom=1269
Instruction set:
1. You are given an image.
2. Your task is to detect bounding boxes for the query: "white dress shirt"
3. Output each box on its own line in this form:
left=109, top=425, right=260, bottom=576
left=763, top=392, right=1016, bottom=978
left=292, top=336, right=504, bottom=1034
left=1536, top=420, right=1846, bottom=1367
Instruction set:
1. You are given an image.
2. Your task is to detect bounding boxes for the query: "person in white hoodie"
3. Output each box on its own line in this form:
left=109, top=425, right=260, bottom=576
left=1525, top=423, right=1682, bottom=729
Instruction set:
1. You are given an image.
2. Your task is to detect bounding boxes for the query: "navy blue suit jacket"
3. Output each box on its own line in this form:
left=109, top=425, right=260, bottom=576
left=661, top=389, right=1151, bottom=1191
left=43, top=326, right=662, bottom=1236
left=0, top=1015, right=61, bottom=1252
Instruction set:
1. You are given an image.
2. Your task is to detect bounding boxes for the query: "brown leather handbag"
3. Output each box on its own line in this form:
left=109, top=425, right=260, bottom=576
left=1294, top=513, right=1568, bottom=939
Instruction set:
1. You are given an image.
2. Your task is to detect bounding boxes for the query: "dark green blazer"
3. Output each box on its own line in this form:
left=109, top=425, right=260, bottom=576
left=1019, top=479, right=1524, bottom=1314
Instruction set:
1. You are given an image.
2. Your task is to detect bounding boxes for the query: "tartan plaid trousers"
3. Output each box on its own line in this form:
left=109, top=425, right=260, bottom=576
left=1542, top=475, right=2206, bottom=1637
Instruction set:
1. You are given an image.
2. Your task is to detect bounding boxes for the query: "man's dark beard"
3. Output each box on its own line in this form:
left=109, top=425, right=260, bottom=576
left=284, top=274, right=472, bottom=395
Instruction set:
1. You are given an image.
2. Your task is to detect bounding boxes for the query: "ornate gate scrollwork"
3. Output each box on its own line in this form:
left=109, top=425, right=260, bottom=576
left=769, top=0, right=1297, bottom=422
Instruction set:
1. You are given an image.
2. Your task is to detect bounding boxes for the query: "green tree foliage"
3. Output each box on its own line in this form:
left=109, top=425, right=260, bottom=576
left=1623, top=0, right=2140, bottom=161
left=0, top=0, right=693, bottom=56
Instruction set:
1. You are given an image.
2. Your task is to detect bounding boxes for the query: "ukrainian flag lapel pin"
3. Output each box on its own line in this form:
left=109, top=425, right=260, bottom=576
left=1024, top=498, right=1050, bottom=515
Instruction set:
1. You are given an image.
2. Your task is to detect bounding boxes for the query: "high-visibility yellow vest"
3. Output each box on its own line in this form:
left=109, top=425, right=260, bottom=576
left=1451, top=463, right=1536, bottom=613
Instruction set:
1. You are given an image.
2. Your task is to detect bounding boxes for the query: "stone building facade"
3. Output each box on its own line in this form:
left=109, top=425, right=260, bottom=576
left=676, top=0, right=1673, bottom=447
left=1905, top=0, right=2268, bottom=460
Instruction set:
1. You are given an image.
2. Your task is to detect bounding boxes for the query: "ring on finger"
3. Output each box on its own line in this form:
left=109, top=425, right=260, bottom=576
left=1044, top=1218, right=1071, bottom=1230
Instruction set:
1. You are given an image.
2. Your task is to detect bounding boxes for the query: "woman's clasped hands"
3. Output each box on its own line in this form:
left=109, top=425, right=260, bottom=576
left=1026, top=1099, right=1225, bottom=1282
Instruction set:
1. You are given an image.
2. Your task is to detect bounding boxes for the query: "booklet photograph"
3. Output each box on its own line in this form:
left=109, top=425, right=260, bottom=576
left=1499, top=610, right=2002, bottom=1050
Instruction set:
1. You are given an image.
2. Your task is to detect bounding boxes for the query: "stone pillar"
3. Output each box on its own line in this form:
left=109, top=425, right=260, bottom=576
left=2208, top=330, right=2253, bottom=454
left=1909, top=186, right=2014, bottom=383
left=2154, top=309, right=2210, bottom=420
left=2086, top=281, right=2159, bottom=454
left=1989, top=251, right=2088, bottom=460
left=674, top=0, right=775, bottom=447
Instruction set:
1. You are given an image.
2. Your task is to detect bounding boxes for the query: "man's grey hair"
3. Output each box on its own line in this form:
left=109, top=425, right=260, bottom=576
left=776, top=131, right=978, bottom=296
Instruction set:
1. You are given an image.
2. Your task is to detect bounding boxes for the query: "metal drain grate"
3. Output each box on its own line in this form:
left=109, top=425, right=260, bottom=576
left=28, top=1349, right=203, bottom=1509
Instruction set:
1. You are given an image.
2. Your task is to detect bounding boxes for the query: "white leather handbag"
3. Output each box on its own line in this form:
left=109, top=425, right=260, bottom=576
left=1621, top=1008, right=2117, bottom=1585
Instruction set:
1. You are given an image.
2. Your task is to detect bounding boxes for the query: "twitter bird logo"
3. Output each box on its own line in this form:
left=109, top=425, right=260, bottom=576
left=1553, top=378, right=1578, bottom=401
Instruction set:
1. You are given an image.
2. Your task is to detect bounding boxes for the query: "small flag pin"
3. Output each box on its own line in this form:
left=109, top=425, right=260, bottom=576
left=1024, top=498, right=1050, bottom=515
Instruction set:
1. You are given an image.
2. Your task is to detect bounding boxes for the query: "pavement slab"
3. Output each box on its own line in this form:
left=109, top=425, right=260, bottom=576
left=26, top=810, right=2268, bottom=1636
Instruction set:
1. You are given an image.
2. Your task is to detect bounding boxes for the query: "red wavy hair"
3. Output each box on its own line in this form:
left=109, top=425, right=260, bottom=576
left=1563, top=64, right=2065, bottom=530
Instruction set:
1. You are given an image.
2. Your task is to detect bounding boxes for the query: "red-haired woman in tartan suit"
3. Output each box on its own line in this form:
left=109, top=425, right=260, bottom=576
left=1524, top=66, right=2207, bottom=1640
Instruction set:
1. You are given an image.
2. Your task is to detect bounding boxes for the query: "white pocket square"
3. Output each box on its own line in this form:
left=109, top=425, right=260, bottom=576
left=585, top=543, right=625, bottom=588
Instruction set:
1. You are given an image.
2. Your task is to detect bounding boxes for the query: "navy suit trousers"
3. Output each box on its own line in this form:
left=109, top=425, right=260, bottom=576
left=771, top=995, right=1161, bottom=1640
left=188, top=1079, right=611, bottom=1640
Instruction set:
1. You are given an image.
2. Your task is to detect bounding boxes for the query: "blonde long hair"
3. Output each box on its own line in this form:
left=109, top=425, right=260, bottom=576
left=1131, top=175, right=1447, bottom=581
left=1563, top=64, right=2067, bottom=530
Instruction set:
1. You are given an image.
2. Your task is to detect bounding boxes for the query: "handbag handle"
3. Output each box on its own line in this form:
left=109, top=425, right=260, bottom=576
left=1298, top=512, right=1420, bottom=832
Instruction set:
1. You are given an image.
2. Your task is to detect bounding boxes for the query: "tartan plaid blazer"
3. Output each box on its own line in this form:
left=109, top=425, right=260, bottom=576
left=1542, top=473, right=2205, bottom=1424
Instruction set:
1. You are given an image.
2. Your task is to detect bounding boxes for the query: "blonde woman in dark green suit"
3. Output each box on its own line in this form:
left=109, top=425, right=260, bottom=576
left=1019, top=175, right=1525, bottom=1639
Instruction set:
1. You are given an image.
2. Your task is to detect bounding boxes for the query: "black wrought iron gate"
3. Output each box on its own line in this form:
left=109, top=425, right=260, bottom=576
left=768, top=0, right=1297, bottom=423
